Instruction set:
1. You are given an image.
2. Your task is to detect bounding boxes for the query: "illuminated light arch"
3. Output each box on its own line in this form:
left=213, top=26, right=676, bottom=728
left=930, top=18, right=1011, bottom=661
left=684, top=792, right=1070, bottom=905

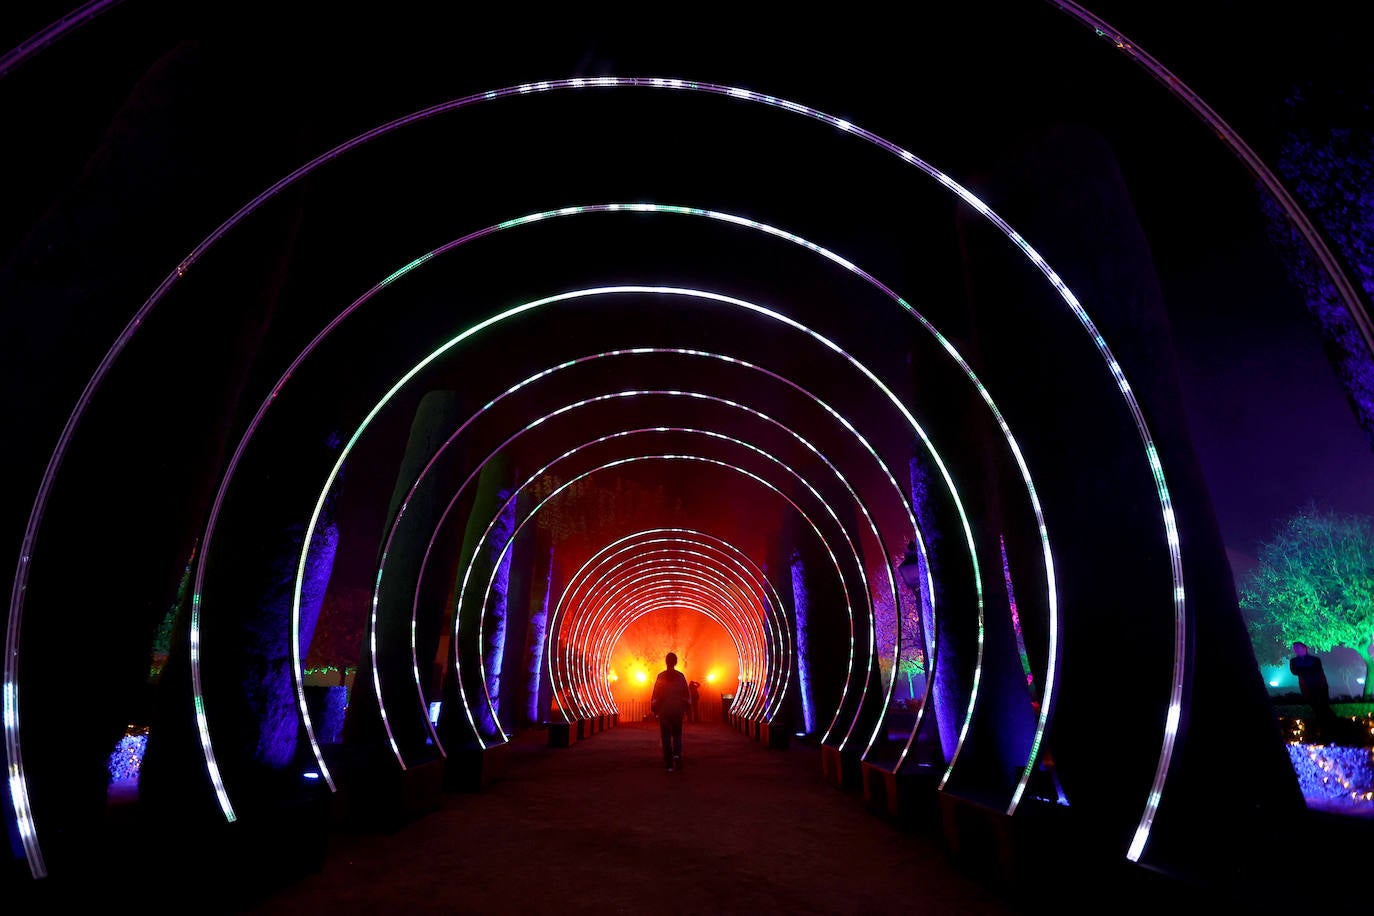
left=542, top=540, right=767, bottom=719
left=598, top=594, right=752, bottom=715
left=395, top=421, right=828, bottom=745
left=384, top=381, right=874, bottom=759
left=446, top=426, right=872, bottom=750
left=445, top=404, right=830, bottom=725
left=566, top=549, right=780, bottom=719
left=563, top=560, right=763, bottom=715
left=1051, top=0, right=1373, bottom=363
left=554, top=529, right=792, bottom=716
left=351, top=307, right=967, bottom=774
left=368, top=347, right=928, bottom=759
left=334, top=199, right=1042, bottom=790
left=13, top=66, right=1222, bottom=870
left=442, top=445, right=857, bottom=749
left=442, top=391, right=901, bottom=740
left=563, top=555, right=771, bottom=718
left=599, top=596, right=748, bottom=707
left=585, top=574, right=762, bottom=716
left=285, top=285, right=976, bottom=804
left=1046, top=0, right=1370, bottom=856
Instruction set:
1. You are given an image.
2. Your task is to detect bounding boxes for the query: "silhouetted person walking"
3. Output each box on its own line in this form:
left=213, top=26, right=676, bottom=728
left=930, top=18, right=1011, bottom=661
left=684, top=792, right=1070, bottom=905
left=652, top=652, right=691, bottom=770
left=1290, top=641, right=1337, bottom=738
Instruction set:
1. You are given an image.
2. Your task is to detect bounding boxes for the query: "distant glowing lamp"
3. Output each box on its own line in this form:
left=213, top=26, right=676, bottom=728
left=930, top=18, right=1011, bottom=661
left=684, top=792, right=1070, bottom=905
left=1269, top=679, right=1280, bottom=687
left=608, top=669, right=619, bottom=683
left=636, top=670, right=648, bottom=684
left=706, top=672, right=716, bottom=683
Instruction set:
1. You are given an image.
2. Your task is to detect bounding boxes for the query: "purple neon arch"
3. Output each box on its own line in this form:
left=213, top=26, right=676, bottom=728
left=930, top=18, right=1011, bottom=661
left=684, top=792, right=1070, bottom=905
left=594, top=583, right=767, bottom=719
left=444, top=443, right=859, bottom=747
left=239, top=282, right=980, bottom=818
left=555, top=552, right=771, bottom=718
left=376, top=380, right=883, bottom=762
left=367, top=345, right=924, bottom=728
left=8, top=64, right=1232, bottom=871
left=444, top=427, right=870, bottom=751
left=380, top=387, right=902, bottom=747
left=368, top=352, right=886, bottom=757
left=463, top=403, right=896, bottom=743
left=554, top=528, right=791, bottom=718
left=583, top=564, right=768, bottom=719
left=562, top=541, right=784, bottom=718
left=575, top=567, right=764, bottom=716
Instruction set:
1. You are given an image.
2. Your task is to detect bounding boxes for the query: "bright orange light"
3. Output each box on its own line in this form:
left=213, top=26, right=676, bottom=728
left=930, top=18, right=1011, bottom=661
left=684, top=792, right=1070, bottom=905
left=706, top=672, right=716, bottom=683
left=607, top=670, right=619, bottom=683
left=635, top=670, right=647, bottom=684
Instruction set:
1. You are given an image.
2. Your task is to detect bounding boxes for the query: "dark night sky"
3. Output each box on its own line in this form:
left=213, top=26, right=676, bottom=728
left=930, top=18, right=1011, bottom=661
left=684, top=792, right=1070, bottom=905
left=3, top=0, right=1372, bottom=583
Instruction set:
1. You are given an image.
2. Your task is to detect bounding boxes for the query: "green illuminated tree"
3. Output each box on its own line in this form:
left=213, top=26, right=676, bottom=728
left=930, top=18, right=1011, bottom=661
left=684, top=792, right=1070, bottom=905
left=1239, top=503, right=1374, bottom=697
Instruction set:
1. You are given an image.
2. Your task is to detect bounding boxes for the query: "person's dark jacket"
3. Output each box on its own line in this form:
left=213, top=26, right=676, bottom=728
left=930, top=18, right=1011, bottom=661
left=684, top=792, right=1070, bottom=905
left=1290, top=653, right=1330, bottom=702
left=652, top=669, right=691, bottom=717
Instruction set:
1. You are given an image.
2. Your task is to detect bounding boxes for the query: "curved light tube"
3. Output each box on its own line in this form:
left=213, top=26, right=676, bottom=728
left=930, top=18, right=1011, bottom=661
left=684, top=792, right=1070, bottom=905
left=391, top=381, right=856, bottom=758
left=455, top=447, right=852, bottom=747
left=584, top=573, right=761, bottom=715
left=444, top=390, right=900, bottom=742
left=373, top=348, right=915, bottom=755
left=448, top=426, right=866, bottom=749
left=1045, top=0, right=1367, bottom=854
left=564, top=560, right=762, bottom=714
left=554, top=528, right=791, bottom=717
left=288, top=286, right=974, bottom=791
left=552, top=546, right=768, bottom=717
left=14, top=70, right=1202, bottom=869
left=564, top=556, right=769, bottom=717
left=564, top=543, right=783, bottom=719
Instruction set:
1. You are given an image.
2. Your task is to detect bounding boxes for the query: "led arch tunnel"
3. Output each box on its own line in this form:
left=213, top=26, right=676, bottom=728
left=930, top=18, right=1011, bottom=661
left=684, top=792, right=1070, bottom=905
left=551, top=548, right=769, bottom=718
left=8, top=72, right=1223, bottom=878
left=295, top=233, right=1033, bottom=796
left=377, top=380, right=917, bottom=759
left=572, top=566, right=763, bottom=717
left=560, top=532, right=792, bottom=720
left=443, top=427, right=871, bottom=748
left=316, top=280, right=1038, bottom=818
left=234, top=227, right=1144, bottom=852
left=205, top=201, right=1069, bottom=835
left=370, top=352, right=918, bottom=762
left=412, top=398, right=840, bottom=736
left=289, top=275, right=1003, bottom=795
left=555, top=545, right=776, bottom=721
left=376, top=373, right=895, bottom=758
left=563, top=534, right=792, bottom=719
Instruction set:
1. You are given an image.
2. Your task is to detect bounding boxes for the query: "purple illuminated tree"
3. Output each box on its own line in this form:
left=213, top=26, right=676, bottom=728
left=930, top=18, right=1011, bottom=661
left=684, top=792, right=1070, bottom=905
left=1239, top=503, right=1374, bottom=697
left=1260, top=77, right=1374, bottom=449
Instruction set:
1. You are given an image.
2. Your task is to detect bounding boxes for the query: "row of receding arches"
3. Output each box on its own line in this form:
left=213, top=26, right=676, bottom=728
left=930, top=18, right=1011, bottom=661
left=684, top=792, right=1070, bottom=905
left=6, top=28, right=1335, bottom=888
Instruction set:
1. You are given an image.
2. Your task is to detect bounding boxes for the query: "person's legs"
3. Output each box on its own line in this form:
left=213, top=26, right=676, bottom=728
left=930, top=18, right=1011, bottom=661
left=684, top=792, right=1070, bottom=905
left=660, top=716, right=674, bottom=768
left=670, top=716, right=684, bottom=764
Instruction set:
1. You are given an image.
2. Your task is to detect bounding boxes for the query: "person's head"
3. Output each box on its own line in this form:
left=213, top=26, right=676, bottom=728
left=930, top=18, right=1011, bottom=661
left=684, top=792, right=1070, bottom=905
left=665, top=652, right=678, bottom=669
left=1294, top=641, right=1309, bottom=656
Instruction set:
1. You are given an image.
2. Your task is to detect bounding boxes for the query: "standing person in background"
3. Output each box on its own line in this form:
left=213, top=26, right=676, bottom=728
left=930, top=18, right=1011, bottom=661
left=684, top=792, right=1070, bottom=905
left=688, top=679, right=701, bottom=723
left=651, top=652, right=691, bottom=771
left=1290, top=641, right=1337, bottom=738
